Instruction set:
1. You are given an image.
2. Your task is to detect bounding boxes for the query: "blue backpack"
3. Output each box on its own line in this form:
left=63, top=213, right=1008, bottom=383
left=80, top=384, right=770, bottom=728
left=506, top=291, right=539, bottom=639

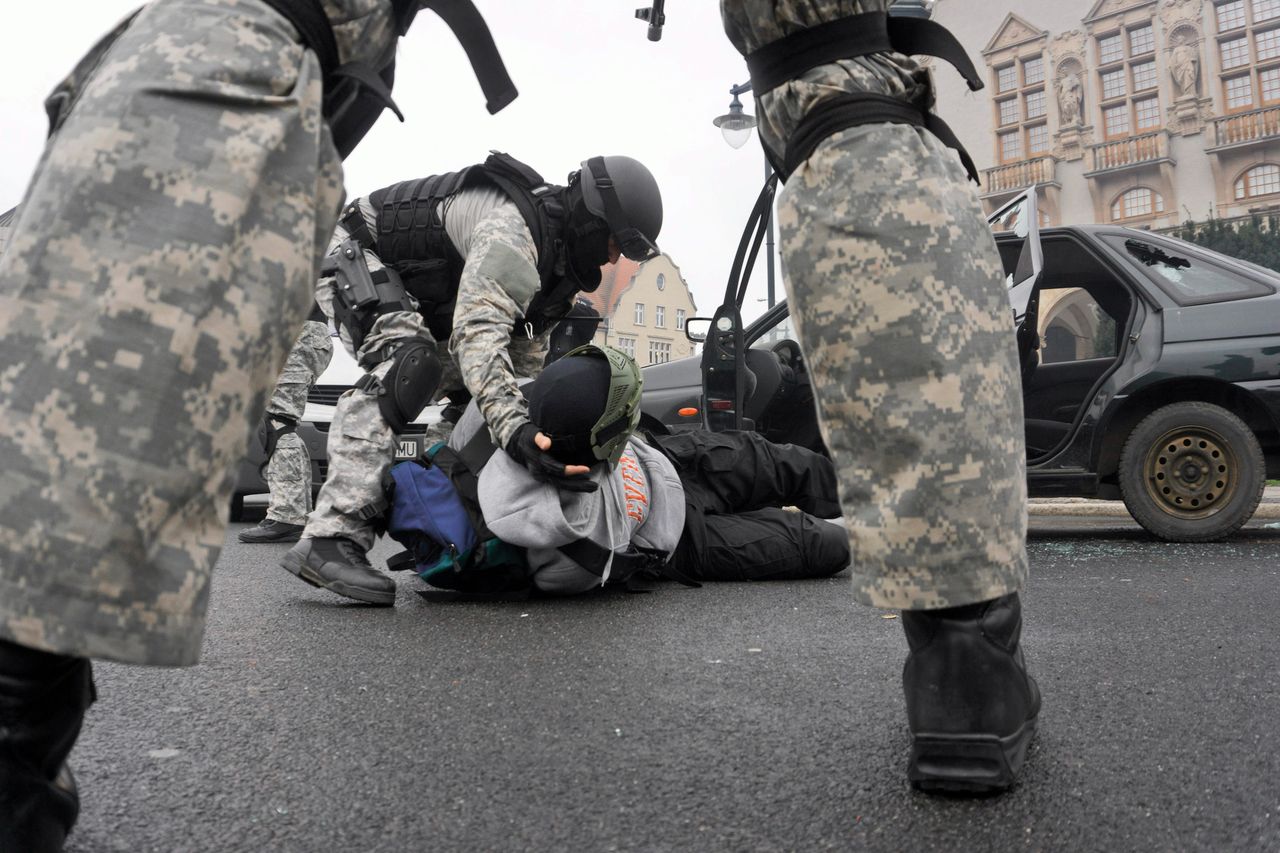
left=383, top=435, right=531, bottom=594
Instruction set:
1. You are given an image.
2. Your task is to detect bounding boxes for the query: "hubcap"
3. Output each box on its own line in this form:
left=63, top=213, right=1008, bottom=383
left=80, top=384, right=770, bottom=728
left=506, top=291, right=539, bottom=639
left=1142, top=425, right=1236, bottom=519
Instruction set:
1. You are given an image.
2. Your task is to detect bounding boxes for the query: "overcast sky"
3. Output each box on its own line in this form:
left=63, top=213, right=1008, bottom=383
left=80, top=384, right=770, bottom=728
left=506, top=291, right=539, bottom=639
left=0, top=2, right=779, bottom=321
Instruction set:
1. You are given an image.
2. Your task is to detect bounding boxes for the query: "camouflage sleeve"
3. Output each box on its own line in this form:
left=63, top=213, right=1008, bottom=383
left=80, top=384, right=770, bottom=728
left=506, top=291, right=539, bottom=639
left=450, top=204, right=542, bottom=448
left=508, top=324, right=551, bottom=381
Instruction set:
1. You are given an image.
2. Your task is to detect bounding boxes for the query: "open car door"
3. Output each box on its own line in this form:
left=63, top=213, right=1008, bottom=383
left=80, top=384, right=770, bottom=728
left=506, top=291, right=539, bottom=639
left=987, top=187, right=1045, bottom=382
left=698, top=174, right=778, bottom=432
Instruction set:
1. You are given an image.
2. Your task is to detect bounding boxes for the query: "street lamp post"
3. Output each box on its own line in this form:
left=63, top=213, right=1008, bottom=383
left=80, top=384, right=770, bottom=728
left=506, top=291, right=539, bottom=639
left=712, top=82, right=777, bottom=309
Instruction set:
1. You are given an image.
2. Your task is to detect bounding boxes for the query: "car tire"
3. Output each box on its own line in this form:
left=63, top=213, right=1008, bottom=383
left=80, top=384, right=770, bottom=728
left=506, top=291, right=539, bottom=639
left=1118, top=401, right=1265, bottom=542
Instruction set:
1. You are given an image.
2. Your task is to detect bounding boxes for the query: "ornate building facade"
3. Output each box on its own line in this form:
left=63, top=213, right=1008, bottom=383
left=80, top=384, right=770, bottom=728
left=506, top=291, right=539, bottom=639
left=932, top=0, right=1280, bottom=229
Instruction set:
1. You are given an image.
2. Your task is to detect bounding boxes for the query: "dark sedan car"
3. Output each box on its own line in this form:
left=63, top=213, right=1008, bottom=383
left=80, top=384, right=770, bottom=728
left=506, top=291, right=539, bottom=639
left=640, top=194, right=1280, bottom=542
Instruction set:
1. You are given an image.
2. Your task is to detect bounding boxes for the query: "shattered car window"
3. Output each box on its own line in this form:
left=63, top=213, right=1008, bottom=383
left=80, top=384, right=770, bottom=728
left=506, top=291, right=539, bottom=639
left=1103, top=234, right=1275, bottom=305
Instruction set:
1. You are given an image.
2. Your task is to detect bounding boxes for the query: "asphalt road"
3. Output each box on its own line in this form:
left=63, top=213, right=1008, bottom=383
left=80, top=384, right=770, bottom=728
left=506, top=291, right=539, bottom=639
left=63, top=516, right=1280, bottom=853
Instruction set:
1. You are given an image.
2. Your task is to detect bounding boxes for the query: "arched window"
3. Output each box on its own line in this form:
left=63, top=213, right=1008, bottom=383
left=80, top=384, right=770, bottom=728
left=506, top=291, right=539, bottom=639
left=1110, top=187, right=1165, bottom=221
left=1235, top=163, right=1280, bottom=200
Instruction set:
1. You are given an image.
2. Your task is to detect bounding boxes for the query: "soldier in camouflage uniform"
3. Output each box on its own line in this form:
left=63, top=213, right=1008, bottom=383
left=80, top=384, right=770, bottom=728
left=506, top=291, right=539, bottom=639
left=281, top=155, right=665, bottom=606
left=239, top=318, right=334, bottom=544
left=720, top=0, right=1040, bottom=792
left=0, top=0, right=438, bottom=846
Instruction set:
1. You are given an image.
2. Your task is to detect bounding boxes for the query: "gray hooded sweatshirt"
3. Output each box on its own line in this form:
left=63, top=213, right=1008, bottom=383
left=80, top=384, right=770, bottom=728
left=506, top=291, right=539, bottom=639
left=448, top=401, right=687, bottom=594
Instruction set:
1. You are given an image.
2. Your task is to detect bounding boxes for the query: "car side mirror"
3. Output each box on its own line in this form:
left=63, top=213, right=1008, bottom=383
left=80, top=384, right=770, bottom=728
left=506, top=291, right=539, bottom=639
left=684, top=317, right=712, bottom=343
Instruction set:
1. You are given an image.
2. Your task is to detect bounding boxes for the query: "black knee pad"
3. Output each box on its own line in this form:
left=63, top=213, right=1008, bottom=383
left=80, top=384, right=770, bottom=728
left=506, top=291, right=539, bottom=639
left=377, top=340, right=443, bottom=433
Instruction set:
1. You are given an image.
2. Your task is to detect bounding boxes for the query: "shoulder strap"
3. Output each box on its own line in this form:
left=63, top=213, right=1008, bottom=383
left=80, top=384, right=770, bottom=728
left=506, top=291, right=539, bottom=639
left=745, top=12, right=982, bottom=97
left=479, top=152, right=566, bottom=284
left=430, top=425, right=500, bottom=537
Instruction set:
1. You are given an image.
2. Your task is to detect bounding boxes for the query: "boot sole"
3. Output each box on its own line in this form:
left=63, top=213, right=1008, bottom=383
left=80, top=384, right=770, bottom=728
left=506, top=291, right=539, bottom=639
left=280, top=550, right=396, bottom=606
left=908, top=717, right=1037, bottom=795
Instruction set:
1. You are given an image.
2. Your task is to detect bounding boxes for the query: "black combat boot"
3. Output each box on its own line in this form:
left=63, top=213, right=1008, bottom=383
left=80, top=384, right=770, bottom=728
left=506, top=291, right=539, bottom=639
left=0, top=639, right=95, bottom=852
left=901, top=592, right=1040, bottom=794
left=281, top=537, right=396, bottom=606
left=238, top=519, right=305, bottom=544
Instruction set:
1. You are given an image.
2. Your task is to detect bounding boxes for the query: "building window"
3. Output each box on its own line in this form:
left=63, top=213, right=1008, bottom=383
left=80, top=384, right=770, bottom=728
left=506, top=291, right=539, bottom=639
left=1028, top=123, right=1050, bottom=154
left=1097, top=28, right=1163, bottom=138
left=654, top=305, right=665, bottom=328
left=1218, top=0, right=1248, bottom=30
left=1102, top=68, right=1127, bottom=99
left=1225, top=73, right=1255, bottom=109
left=1099, top=33, right=1124, bottom=64
left=1135, top=97, right=1162, bottom=129
left=998, top=97, right=1018, bottom=126
left=1023, top=56, right=1044, bottom=85
left=616, top=336, right=636, bottom=358
left=1216, top=4, right=1280, bottom=111
left=648, top=339, right=671, bottom=365
left=1222, top=36, right=1251, bottom=69
left=675, top=309, right=686, bottom=330
left=1221, top=35, right=1251, bottom=67
left=1235, top=163, right=1280, bottom=198
left=633, top=302, right=644, bottom=325
left=991, top=52, right=1046, bottom=163
left=1258, top=27, right=1280, bottom=59
left=1000, top=130, right=1024, bottom=161
left=1104, top=103, right=1131, bottom=137
left=1132, top=60, right=1158, bottom=91
left=1024, top=89, right=1047, bottom=119
left=997, top=64, right=1018, bottom=93
left=1263, top=66, right=1280, bottom=102
left=1129, top=24, right=1155, bottom=55
left=1111, top=187, right=1165, bottom=220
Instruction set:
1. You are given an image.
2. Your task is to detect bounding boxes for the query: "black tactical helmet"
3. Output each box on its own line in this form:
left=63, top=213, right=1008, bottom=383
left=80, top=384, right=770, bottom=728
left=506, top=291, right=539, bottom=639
left=578, top=156, right=663, bottom=262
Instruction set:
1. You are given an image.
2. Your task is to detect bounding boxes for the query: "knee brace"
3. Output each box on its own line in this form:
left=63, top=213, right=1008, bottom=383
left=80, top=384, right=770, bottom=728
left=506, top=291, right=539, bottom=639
left=323, top=239, right=415, bottom=353
left=365, top=340, right=443, bottom=433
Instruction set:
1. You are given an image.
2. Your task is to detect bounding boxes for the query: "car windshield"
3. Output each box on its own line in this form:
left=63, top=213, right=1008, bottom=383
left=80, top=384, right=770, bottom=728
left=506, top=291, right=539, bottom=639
left=1104, top=234, right=1274, bottom=304
left=750, top=309, right=797, bottom=349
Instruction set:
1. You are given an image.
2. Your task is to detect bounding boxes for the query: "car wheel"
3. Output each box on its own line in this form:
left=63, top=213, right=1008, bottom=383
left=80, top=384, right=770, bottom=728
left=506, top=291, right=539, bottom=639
left=1118, top=401, right=1265, bottom=542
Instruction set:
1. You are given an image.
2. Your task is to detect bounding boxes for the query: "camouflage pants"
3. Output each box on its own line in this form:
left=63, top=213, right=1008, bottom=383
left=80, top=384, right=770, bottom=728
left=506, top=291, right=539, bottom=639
left=265, top=321, right=333, bottom=526
left=305, top=205, right=461, bottom=550
left=0, top=0, right=344, bottom=665
left=777, top=123, right=1029, bottom=610
left=301, top=306, right=460, bottom=552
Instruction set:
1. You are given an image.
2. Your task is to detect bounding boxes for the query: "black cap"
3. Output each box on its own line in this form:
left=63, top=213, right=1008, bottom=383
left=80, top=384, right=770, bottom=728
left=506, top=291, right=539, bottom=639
left=527, top=356, right=611, bottom=466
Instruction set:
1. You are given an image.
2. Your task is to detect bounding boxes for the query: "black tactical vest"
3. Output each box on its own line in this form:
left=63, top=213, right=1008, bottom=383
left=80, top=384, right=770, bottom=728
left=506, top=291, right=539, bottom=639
left=342, top=152, right=579, bottom=342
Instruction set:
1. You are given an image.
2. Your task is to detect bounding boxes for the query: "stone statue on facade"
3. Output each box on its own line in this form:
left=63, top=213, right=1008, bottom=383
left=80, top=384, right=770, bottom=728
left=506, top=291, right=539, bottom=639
left=1171, top=41, right=1200, bottom=98
left=1057, top=72, right=1083, bottom=126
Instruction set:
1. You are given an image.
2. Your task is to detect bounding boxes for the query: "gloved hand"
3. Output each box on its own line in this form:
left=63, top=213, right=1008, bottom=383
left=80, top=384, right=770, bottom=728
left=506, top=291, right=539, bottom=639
left=505, top=423, right=599, bottom=493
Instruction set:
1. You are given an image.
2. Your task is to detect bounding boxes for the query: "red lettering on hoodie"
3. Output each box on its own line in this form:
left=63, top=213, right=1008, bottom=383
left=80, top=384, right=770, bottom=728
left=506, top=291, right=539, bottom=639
left=618, top=450, right=648, bottom=523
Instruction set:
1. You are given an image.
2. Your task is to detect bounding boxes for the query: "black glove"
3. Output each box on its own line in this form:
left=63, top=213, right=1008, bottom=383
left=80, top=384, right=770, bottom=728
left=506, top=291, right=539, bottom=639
left=505, top=423, right=599, bottom=493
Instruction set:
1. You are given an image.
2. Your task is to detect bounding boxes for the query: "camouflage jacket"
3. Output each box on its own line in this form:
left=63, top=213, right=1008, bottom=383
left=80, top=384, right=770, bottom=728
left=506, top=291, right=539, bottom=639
left=449, top=203, right=555, bottom=448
